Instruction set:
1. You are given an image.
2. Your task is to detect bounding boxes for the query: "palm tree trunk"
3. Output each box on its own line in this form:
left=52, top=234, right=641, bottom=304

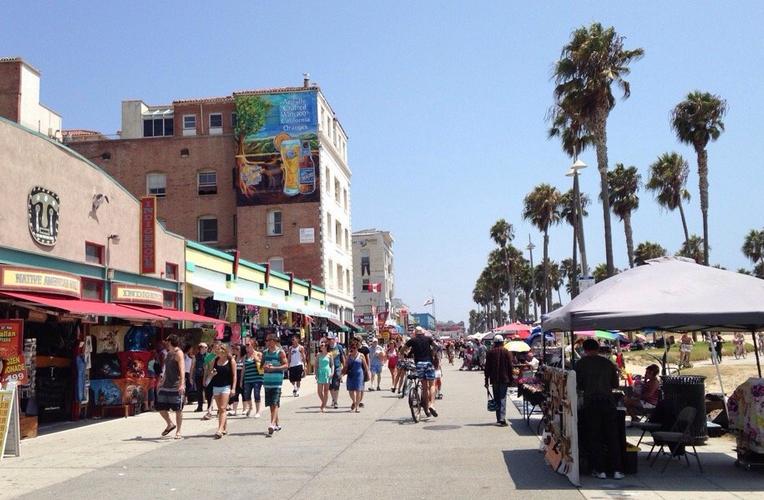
left=696, top=146, right=710, bottom=266
left=543, top=229, right=551, bottom=313
left=595, top=117, right=615, bottom=276
left=504, top=249, right=516, bottom=323
left=678, top=200, right=690, bottom=249
left=624, top=211, right=635, bottom=268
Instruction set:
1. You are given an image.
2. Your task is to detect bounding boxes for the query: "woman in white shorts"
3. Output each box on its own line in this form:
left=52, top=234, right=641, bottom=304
left=207, top=344, right=237, bottom=439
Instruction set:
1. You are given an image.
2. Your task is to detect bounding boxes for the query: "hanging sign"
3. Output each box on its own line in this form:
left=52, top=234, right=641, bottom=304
left=111, top=284, right=164, bottom=307
left=0, top=382, right=20, bottom=460
left=0, top=266, right=81, bottom=298
left=0, top=320, right=25, bottom=385
left=140, top=197, right=156, bottom=274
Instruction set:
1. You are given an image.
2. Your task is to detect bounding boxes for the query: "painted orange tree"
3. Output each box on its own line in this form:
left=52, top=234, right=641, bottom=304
left=234, top=94, right=272, bottom=197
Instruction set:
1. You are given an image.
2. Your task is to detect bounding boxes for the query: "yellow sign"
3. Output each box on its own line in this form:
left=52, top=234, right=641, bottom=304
left=0, top=267, right=81, bottom=297
left=111, top=284, right=164, bottom=307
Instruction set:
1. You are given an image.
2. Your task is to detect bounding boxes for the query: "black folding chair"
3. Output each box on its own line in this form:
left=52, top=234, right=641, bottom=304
left=648, top=406, right=703, bottom=473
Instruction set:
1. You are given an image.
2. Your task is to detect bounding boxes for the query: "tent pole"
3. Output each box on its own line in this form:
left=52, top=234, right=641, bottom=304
left=561, top=331, right=566, bottom=370
left=710, top=333, right=726, bottom=398
left=753, top=330, right=762, bottom=378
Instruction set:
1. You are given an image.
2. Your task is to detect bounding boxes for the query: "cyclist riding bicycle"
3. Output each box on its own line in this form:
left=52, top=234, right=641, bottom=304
left=403, top=327, right=439, bottom=418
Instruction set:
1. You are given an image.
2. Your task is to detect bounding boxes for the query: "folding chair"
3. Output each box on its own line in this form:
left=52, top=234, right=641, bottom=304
left=648, top=406, right=703, bottom=473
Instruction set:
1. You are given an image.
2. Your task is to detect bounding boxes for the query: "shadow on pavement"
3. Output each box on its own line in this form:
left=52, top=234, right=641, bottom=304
left=502, top=449, right=575, bottom=490
left=508, top=416, right=541, bottom=437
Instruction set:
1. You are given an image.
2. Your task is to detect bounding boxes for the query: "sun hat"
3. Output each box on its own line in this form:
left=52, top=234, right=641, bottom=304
left=493, top=335, right=504, bottom=344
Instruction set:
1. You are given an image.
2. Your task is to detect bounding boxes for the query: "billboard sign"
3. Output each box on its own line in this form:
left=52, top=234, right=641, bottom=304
left=140, top=197, right=156, bottom=274
left=234, top=91, right=320, bottom=206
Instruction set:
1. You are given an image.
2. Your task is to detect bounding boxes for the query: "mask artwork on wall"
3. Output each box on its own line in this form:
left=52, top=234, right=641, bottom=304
left=28, top=186, right=60, bottom=246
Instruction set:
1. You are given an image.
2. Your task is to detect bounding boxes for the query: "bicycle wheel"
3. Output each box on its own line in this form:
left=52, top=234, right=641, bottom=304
left=409, top=382, right=421, bottom=423
left=400, top=377, right=410, bottom=399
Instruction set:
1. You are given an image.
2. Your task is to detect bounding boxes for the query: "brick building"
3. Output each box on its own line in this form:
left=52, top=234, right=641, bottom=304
left=64, top=75, right=355, bottom=320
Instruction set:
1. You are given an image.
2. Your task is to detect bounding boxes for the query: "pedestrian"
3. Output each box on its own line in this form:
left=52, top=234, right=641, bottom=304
left=343, top=340, right=370, bottom=412
left=679, top=333, right=693, bottom=368
left=192, top=342, right=208, bottom=412
left=386, top=339, right=398, bottom=391
left=368, top=338, right=384, bottom=391
left=288, top=335, right=306, bottom=397
left=714, top=333, right=724, bottom=363
left=316, top=340, right=334, bottom=412
left=157, top=334, right=185, bottom=439
left=327, top=334, right=346, bottom=409
left=207, top=343, right=236, bottom=439
left=201, top=340, right=220, bottom=420
left=758, top=332, right=764, bottom=356
left=394, top=337, right=409, bottom=395
left=483, top=335, right=512, bottom=426
left=404, top=326, right=439, bottom=417
left=239, top=342, right=263, bottom=418
left=357, top=337, right=370, bottom=407
left=227, top=343, right=241, bottom=416
left=446, top=341, right=455, bottom=365
left=182, top=344, right=193, bottom=405
left=263, top=333, right=288, bottom=436
left=575, top=338, right=624, bottom=480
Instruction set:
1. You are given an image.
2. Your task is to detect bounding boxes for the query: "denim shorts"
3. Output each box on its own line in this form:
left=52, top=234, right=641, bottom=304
left=241, top=381, right=262, bottom=402
left=264, top=387, right=281, bottom=407
left=416, top=362, right=436, bottom=381
left=212, top=385, right=231, bottom=396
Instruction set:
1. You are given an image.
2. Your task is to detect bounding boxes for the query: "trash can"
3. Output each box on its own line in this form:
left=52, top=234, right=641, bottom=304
left=661, top=375, right=708, bottom=443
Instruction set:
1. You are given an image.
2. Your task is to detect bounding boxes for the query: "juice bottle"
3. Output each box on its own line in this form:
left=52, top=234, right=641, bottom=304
left=280, top=139, right=301, bottom=196
left=298, top=146, right=316, bottom=194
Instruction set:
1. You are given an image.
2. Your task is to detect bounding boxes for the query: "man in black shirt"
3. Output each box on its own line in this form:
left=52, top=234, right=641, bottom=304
left=575, top=338, right=624, bottom=480
left=404, top=327, right=438, bottom=417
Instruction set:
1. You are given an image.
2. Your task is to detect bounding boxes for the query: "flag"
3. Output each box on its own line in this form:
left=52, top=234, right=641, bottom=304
left=423, top=298, right=434, bottom=307
left=369, top=283, right=382, bottom=293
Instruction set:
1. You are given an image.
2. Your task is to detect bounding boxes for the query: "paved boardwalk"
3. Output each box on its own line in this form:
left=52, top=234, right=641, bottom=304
left=1, top=363, right=760, bottom=499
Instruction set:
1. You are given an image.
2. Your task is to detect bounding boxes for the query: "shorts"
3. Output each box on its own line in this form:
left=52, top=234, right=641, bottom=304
left=264, top=387, right=282, bottom=407
left=155, top=389, right=183, bottom=412
left=329, top=370, right=342, bottom=391
left=416, top=362, right=436, bottom=381
left=212, top=385, right=231, bottom=396
left=288, top=365, right=304, bottom=383
left=370, top=361, right=383, bottom=375
left=241, top=381, right=262, bottom=402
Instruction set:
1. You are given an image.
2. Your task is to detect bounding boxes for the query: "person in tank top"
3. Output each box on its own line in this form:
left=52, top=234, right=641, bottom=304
left=287, top=335, right=306, bottom=397
left=315, top=341, right=334, bottom=412
left=208, top=343, right=236, bottom=439
left=263, top=333, right=288, bottom=436
left=157, top=334, right=185, bottom=439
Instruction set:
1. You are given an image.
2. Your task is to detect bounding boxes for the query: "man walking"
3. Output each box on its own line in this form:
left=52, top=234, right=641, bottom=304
left=288, top=335, right=306, bottom=397
left=327, top=334, right=346, bottom=409
left=484, top=335, right=512, bottom=426
left=404, top=327, right=438, bottom=417
left=192, top=342, right=208, bottom=412
left=263, top=333, right=288, bottom=436
left=575, top=339, right=624, bottom=480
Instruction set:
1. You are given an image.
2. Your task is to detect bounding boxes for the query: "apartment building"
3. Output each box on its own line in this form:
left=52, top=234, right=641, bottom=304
left=352, top=229, right=394, bottom=327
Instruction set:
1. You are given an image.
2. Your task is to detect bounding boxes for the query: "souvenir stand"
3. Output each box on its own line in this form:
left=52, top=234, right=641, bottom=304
left=538, top=366, right=580, bottom=486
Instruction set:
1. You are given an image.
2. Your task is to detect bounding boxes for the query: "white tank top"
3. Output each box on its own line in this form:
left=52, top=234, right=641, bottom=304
left=289, top=346, right=303, bottom=367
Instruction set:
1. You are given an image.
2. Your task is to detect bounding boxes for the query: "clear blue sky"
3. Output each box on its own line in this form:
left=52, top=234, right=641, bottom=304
left=3, top=2, right=763, bottom=324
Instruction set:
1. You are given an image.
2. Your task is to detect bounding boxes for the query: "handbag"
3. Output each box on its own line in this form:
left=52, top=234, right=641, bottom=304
left=486, top=387, right=497, bottom=412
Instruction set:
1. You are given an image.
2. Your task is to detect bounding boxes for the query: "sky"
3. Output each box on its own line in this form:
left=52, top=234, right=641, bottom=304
left=3, top=2, right=764, bottom=324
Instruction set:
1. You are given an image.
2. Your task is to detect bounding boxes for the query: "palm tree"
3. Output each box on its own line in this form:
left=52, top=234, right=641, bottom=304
left=553, top=22, right=644, bottom=277
left=515, top=260, right=534, bottom=320
left=646, top=152, right=692, bottom=248
left=678, top=234, right=705, bottom=264
left=560, top=258, right=581, bottom=295
left=742, top=229, right=764, bottom=270
left=489, top=219, right=516, bottom=323
left=633, top=241, right=667, bottom=266
left=607, top=164, right=641, bottom=268
left=559, top=190, right=590, bottom=296
left=523, top=184, right=562, bottom=313
left=593, top=263, right=619, bottom=283
left=671, top=91, right=728, bottom=266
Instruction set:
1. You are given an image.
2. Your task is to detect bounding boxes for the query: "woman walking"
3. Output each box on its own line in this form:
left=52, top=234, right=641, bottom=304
left=386, top=340, right=398, bottom=392
left=316, top=341, right=334, bottom=412
left=239, top=342, right=263, bottom=418
left=156, top=334, right=185, bottom=439
left=343, top=340, right=370, bottom=412
left=208, top=344, right=236, bottom=439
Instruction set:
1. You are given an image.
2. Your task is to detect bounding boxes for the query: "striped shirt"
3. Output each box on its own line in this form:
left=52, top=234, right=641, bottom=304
left=263, top=348, right=285, bottom=388
left=242, top=356, right=263, bottom=384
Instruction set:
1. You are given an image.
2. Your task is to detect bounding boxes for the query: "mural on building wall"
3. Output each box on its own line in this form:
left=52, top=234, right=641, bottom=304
left=27, top=186, right=60, bottom=246
left=234, top=91, right=320, bottom=206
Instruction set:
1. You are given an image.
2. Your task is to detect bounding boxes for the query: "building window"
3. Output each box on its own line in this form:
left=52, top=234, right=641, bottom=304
left=268, top=257, right=284, bottom=273
left=346, top=269, right=350, bottom=293
left=163, top=291, right=177, bottom=309
left=362, top=278, right=369, bottom=292
left=147, top=172, right=167, bottom=197
left=165, top=262, right=178, bottom=281
left=143, top=117, right=173, bottom=137
left=325, top=169, right=330, bottom=193
left=267, top=210, right=283, bottom=236
left=198, top=216, right=218, bottom=243
left=343, top=189, right=348, bottom=211
left=361, top=255, right=370, bottom=276
left=183, top=115, right=196, bottom=136
left=326, top=214, right=332, bottom=241
left=81, top=279, right=103, bottom=301
left=337, top=264, right=343, bottom=291
left=327, top=259, right=334, bottom=283
left=85, top=242, right=104, bottom=265
left=334, top=179, right=341, bottom=203
left=198, top=170, right=217, bottom=195
left=344, top=229, right=350, bottom=250
left=231, top=112, right=238, bottom=128
left=209, top=113, right=223, bottom=135
left=335, top=221, right=341, bottom=247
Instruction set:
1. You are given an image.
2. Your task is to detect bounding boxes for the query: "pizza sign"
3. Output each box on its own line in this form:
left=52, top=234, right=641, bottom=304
left=28, top=186, right=60, bottom=246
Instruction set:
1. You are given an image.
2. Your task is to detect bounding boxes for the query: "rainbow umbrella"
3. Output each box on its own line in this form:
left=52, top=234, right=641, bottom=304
left=574, top=330, right=620, bottom=341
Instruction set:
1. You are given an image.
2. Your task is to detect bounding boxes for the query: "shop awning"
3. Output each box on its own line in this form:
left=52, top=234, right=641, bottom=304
left=326, top=317, right=349, bottom=332
left=121, top=305, right=228, bottom=325
left=345, top=320, right=364, bottom=332
left=1, top=292, right=166, bottom=321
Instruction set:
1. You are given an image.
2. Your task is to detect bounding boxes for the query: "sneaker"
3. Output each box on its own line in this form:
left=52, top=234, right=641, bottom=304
left=332, top=402, right=338, bottom=409
left=194, top=408, right=203, bottom=413
left=293, top=389, right=297, bottom=397
left=497, top=420, right=508, bottom=427
left=428, top=407, right=438, bottom=417
left=376, top=386, right=381, bottom=391
left=423, top=408, right=431, bottom=417
left=613, top=472, right=625, bottom=480
left=274, top=425, right=282, bottom=431
left=254, top=413, right=261, bottom=419
left=359, top=402, right=365, bottom=408
left=592, top=471, right=606, bottom=480
left=296, top=391, right=300, bottom=397
left=368, top=387, right=374, bottom=392
left=391, top=388, right=395, bottom=393
left=267, top=425, right=274, bottom=436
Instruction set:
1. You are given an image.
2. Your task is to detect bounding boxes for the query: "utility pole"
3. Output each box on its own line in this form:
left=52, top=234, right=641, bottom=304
left=526, top=235, right=537, bottom=322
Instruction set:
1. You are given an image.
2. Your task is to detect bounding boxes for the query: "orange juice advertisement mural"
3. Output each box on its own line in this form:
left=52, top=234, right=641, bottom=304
left=235, top=90, right=320, bottom=205
left=0, top=320, right=25, bottom=384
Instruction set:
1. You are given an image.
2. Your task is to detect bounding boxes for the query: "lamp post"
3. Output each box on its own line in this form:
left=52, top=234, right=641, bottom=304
left=526, top=235, right=537, bottom=322
left=105, top=234, right=120, bottom=303
left=566, top=159, right=589, bottom=284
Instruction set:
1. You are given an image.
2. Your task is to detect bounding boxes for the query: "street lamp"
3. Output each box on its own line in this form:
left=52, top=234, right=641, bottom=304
left=526, top=235, right=537, bottom=322
left=566, top=159, right=589, bottom=285
left=105, top=234, right=120, bottom=301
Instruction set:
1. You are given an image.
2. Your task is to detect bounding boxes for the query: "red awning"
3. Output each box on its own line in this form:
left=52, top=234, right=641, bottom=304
left=1, top=292, right=166, bottom=321
left=122, top=305, right=228, bottom=325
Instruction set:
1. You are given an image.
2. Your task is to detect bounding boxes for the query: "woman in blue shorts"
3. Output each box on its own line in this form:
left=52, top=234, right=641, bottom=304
left=342, top=340, right=369, bottom=413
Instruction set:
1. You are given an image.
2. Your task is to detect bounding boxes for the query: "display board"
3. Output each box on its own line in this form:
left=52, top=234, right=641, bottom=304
left=0, top=382, right=20, bottom=459
left=540, top=368, right=579, bottom=486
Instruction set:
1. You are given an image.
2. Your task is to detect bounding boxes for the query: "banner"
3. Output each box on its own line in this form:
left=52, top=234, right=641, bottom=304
left=140, top=197, right=156, bottom=274
left=234, top=91, right=320, bottom=206
left=0, top=320, right=25, bottom=385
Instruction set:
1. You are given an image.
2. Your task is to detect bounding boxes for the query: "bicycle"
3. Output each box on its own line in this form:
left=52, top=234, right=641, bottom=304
left=399, top=359, right=416, bottom=400
left=406, top=369, right=424, bottom=423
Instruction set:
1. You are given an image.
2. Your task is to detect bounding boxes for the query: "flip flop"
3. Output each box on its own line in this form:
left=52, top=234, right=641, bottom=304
left=174, top=434, right=183, bottom=440
left=214, top=432, right=223, bottom=439
left=161, top=424, right=176, bottom=436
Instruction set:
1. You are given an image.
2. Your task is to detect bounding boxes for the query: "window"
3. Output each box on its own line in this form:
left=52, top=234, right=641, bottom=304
left=346, top=270, right=351, bottom=293
left=334, top=179, right=341, bottom=203
left=267, top=210, right=283, bottom=236
left=143, top=117, right=173, bottom=137
left=327, top=259, right=334, bottom=283
left=231, top=112, right=238, bottom=128
left=362, top=278, right=369, bottom=292
left=85, top=242, right=104, bottom=265
left=82, top=279, right=103, bottom=301
left=165, top=262, right=178, bottom=281
left=198, top=216, right=218, bottom=243
left=269, top=257, right=284, bottom=273
left=163, top=291, right=177, bottom=309
left=183, top=115, right=196, bottom=136
left=326, top=214, right=332, bottom=241
left=344, top=229, right=350, bottom=250
left=147, top=172, right=167, bottom=197
left=343, top=189, right=348, bottom=211
left=209, top=113, right=223, bottom=135
left=198, top=170, right=217, bottom=195
left=337, top=264, right=343, bottom=291
left=335, top=221, right=341, bottom=247
left=325, top=169, right=330, bottom=193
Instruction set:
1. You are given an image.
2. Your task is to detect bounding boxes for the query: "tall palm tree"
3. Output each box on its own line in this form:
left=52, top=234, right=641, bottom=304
left=559, top=190, right=590, bottom=296
left=522, top=184, right=562, bottom=313
left=742, top=229, right=764, bottom=270
left=671, top=91, right=728, bottom=266
left=592, top=263, right=619, bottom=283
left=553, top=22, right=644, bottom=277
left=678, top=234, right=705, bottom=264
left=633, top=241, right=667, bottom=266
left=646, top=152, right=692, bottom=248
left=489, top=219, right=516, bottom=323
left=607, top=164, right=641, bottom=268
left=560, top=258, right=581, bottom=295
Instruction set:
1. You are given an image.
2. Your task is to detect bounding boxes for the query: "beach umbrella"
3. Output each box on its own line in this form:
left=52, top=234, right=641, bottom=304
left=574, top=330, right=620, bottom=341
left=505, top=340, right=531, bottom=352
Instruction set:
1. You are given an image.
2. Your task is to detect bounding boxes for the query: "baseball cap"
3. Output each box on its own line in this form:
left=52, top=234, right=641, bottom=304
left=327, top=332, right=338, bottom=339
left=493, top=335, right=504, bottom=343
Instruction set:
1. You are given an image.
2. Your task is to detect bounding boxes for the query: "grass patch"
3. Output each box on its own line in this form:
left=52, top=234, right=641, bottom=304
left=623, top=341, right=754, bottom=366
